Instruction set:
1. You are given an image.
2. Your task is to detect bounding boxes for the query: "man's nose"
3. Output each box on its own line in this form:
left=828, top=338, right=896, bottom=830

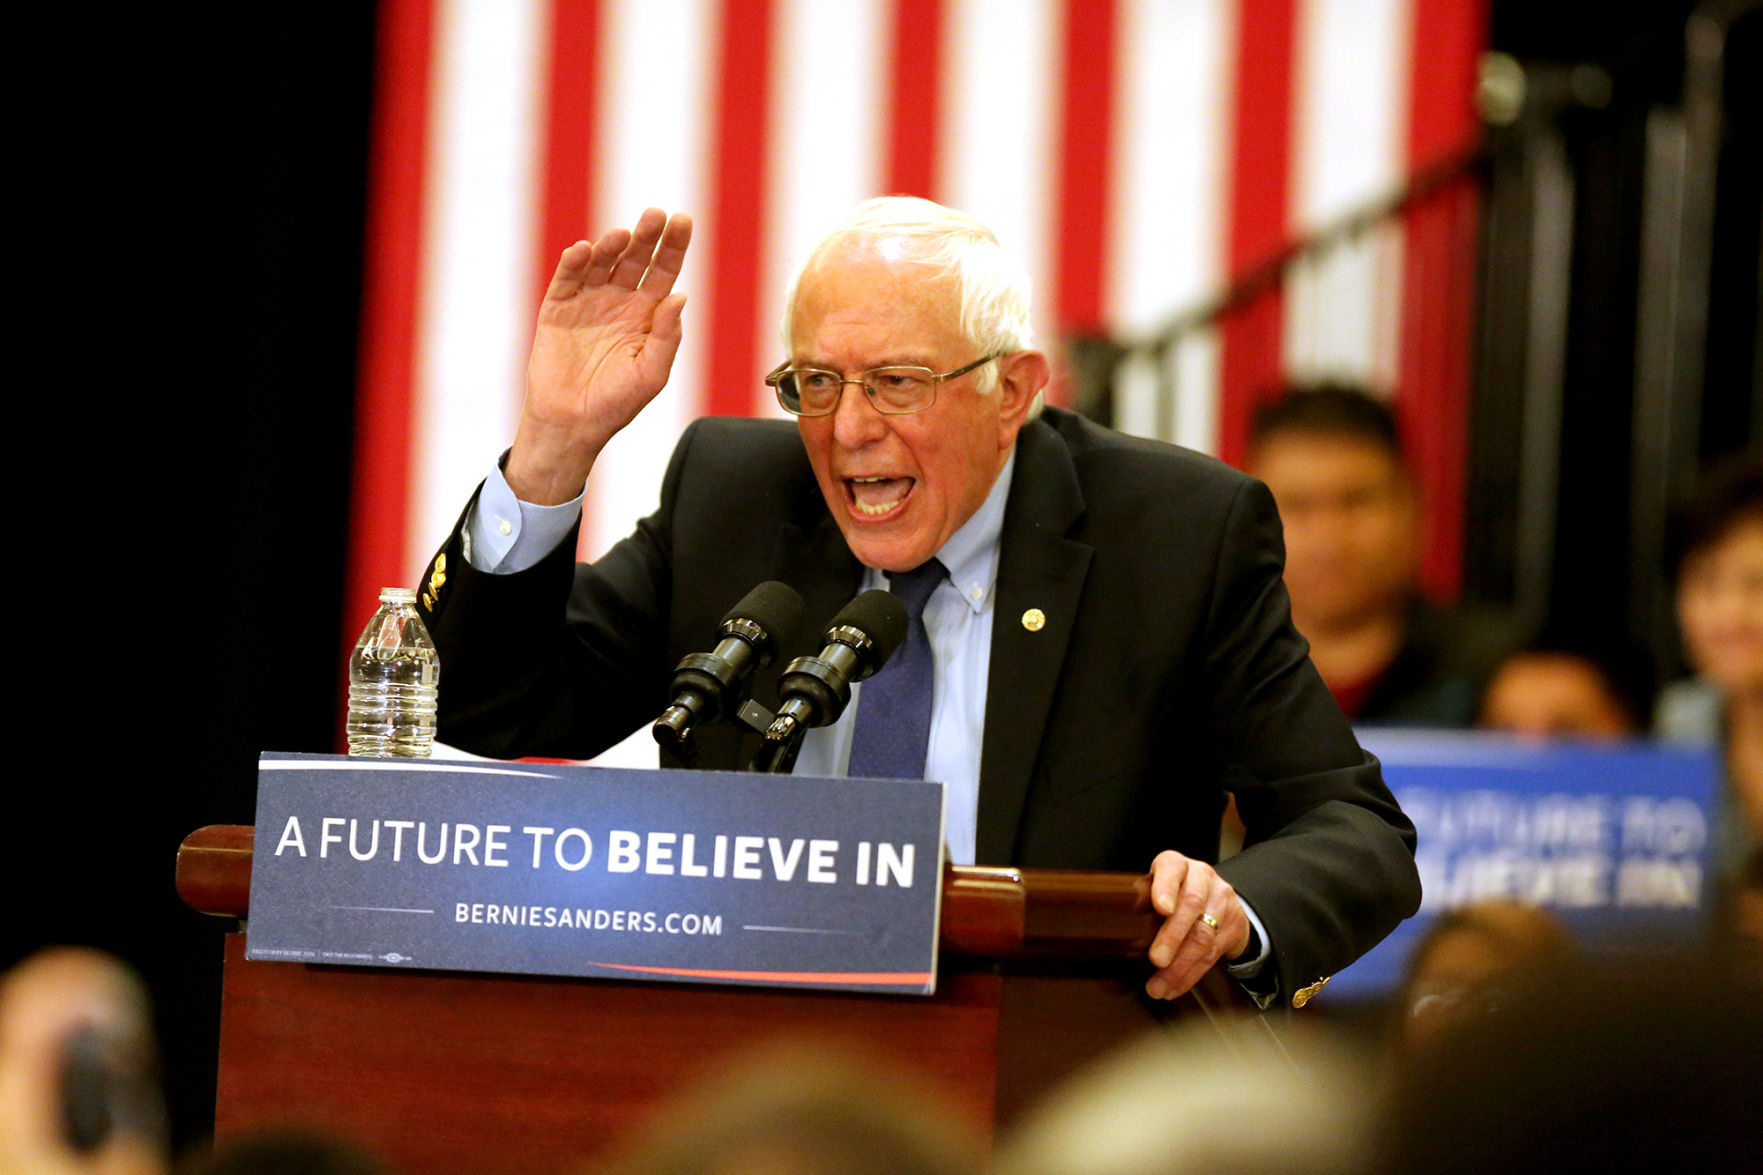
left=830, top=380, right=888, bottom=448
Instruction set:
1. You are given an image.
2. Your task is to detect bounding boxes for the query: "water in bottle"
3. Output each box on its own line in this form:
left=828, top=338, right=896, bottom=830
left=347, top=587, right=440, bottom=757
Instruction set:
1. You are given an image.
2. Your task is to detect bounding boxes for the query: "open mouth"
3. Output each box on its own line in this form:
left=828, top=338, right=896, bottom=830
left=845, top=475, right=913, bottom=519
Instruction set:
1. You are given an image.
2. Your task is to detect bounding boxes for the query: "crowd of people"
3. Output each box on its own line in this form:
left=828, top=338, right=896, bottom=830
left=6, top=937, right=1758, bottom=1174
left=1248, top=387, right=1761, bottom=898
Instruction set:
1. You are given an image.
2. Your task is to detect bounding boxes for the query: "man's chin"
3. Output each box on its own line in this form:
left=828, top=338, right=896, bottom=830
left=835, top=519, right=939, bottom=574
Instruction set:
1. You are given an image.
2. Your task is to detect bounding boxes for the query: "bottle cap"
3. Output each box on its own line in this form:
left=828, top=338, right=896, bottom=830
left=379, top=587, right=418, bottom=604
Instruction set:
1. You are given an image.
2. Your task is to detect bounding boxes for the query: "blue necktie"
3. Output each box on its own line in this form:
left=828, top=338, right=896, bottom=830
left=848, top=559, right=946, bottom=779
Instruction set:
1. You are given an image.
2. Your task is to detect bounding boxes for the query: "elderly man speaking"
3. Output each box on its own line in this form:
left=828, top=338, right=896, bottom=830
left=416, top=198, right=1419, bottom=1010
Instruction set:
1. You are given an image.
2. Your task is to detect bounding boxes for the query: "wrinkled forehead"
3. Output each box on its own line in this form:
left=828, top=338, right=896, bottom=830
left=800, top=233, right=951, bottom=296
left=787, top=241, right=965, bottom=350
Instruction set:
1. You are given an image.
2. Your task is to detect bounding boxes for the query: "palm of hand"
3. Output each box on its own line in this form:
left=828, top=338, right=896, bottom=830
left=528, top=286, right=678, bottom=440
left=510, top=209, right=693, bottom=501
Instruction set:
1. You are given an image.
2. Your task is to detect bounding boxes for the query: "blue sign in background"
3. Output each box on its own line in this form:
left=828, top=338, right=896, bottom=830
left=1329, top=731, right=1721, bottom=1001
left=247, top=754, right=946, bottom=994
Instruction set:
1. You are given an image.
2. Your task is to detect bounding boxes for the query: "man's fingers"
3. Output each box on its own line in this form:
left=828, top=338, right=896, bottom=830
left=1166, top=893, right=1240, bottom=973
left=1147, top=883, right=1206, bottom=968
left=607, top=207, right=670, bottom=289
left=638, top=213, right=694, bottom=297
left=1149, top=850, right=1189, bottom=916
left=543, top=240, right=595, bottom=300
left=638, top=294, right=688, bottom=382
left=1146, top=852, right=1204, bottom=968
left=1145, top=954, right=1213, bottom=1001
left=545, top=210, right=690, bottom=304
left=585, top=229, right=631, bottom=284
left=1145, top=894, right=1251, bottom=1001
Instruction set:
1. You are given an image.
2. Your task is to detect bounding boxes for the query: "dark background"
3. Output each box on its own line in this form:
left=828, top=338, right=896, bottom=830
left=24, top=2, right=1759, bottom=1151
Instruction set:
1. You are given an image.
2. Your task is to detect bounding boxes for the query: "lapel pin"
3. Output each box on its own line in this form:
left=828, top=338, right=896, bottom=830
left=1021, top=608, right=1046, bottom=632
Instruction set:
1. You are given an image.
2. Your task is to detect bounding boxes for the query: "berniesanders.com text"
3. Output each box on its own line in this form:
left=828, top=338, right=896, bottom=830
left=454, top=902, right=723, bottom=935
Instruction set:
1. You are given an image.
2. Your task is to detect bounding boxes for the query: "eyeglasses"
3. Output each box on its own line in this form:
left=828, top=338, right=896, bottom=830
left=764, top=354, right=1003, bottom=417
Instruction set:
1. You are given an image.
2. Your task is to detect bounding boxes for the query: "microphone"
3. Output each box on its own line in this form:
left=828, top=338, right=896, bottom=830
left=754, top=590, right=907, bottom=772
left=653, top=581, right=806, bottom=763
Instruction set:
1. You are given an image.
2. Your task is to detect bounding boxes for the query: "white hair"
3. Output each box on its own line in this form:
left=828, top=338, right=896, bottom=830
left=781, top=197, right=1038, bottom=404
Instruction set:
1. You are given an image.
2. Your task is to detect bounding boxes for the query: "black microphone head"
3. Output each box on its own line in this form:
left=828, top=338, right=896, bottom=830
left=826, top=589, right=908, bottom=666
left=721, top=580, right=807, bottom=654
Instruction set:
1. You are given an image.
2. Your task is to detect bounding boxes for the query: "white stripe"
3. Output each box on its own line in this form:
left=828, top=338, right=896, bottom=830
left=940, top=0, right=1061, bottom=344
left=759, top=0, right=887, bottom=406
left=1172, top=328, right=1221, bottom=455
left=1112, top=349, right=1163, bottom=441
left=1105, top=332, right=1219, bottom=456
left=333, top=906, right=437, bottom=914
left=411, top=0, right=545, bottom=583
left=1108, top=0, right=1229, bottom=334
left=1284, top=0, right=1409, bottom=387
left=576, top=0, right=718, bottom=774
left=582, top=0, right=716, bottom=563
left=1108, top=0, right=1228, bottom=449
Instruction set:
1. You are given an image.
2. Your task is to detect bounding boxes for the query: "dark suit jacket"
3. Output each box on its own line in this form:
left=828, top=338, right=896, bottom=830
left=417, top=407, right=1421, bottom=1006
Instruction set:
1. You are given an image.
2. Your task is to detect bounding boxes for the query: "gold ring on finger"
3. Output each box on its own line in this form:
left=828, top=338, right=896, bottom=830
left=1199, top=912, right=1220, bottom=932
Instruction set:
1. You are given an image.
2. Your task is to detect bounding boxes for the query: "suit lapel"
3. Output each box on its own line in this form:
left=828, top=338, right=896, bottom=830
left=976, top=418, right=1091, bottom=863
left=770, top=514, right=864, bottom=653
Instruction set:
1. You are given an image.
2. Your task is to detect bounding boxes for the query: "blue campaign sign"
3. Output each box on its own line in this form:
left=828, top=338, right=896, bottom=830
left=246, top=753, right=946, bottom=995
left=1328, top=731, right=1721, bottom=1001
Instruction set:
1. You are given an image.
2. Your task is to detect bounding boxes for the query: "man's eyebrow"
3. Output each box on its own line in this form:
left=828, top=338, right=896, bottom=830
left=793, top=354, right=935, bottom=370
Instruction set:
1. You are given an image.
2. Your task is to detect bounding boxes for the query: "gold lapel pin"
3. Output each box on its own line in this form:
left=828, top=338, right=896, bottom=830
left=1021, top=608, right=1046, bottom=632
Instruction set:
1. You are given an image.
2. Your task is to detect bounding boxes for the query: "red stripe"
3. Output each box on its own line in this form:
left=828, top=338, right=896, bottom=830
left=537, top=1, right=601, bottom=308
left=535, top=0, right=603, bottom=561
left=885, top=0, right=945, bottom=198
left=1053, top=0, right=1117, bottom=338
left=1399, top=0, right=1486, bottom=597
left=704, top=0, right=777, bottom=419
left=346, top=0, right=435, bottom=746
left=592, top=962, right=932, bottom=985
left=1218, top=0, right=1297, bottom=465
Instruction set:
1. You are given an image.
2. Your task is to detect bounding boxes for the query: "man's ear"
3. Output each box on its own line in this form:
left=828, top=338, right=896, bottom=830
left=995, top=350, right=1050, bottom=446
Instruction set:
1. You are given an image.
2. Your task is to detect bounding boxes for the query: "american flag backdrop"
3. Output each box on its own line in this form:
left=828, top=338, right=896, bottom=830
left=349, top=0, right=1486, bottom=678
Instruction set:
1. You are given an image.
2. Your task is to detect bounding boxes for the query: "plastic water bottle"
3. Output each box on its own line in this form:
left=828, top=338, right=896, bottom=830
left=347, top=587, right=440, bottom=757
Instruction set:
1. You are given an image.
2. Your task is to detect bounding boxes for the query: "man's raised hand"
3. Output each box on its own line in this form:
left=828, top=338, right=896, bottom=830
left=508, top=209, right=694, bottom=504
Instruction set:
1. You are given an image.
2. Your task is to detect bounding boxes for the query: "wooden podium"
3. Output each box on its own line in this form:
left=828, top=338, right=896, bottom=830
left=178, top=825, right=1249, bottom=1173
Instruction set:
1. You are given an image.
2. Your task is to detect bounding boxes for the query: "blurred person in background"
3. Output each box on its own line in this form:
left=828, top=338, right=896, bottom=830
left=1656, top=450, right=1763, bottom=891
left=1390, top=901, right=1574, bottom=1054
left=1378, top=955, right=1761, bottom=1173
left=1246, top=386, right=1510, bottom=726
left=586, top=1042, right=982, bottom=1175
left=0, top=948, right=394, bottom=1175
left=991, top=1021, right=1377, bottom=1175
left=0, top=948, right=167, bottom=1175
left=1477, top=636, right=1653, bottom=740
left=1723, top=845, right=1763, bottom=976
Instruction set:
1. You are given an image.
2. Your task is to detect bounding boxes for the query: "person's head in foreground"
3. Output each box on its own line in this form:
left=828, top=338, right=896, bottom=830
left=1379, top=955, right=1762, bottom=1172
left=1393, top=901, right=1575, bottom=1053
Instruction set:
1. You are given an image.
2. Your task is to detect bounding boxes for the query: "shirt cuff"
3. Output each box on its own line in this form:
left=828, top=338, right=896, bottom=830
left=1226, top=896, right=1272, bottom=978
left=463, top=459, right=585, bottom=573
